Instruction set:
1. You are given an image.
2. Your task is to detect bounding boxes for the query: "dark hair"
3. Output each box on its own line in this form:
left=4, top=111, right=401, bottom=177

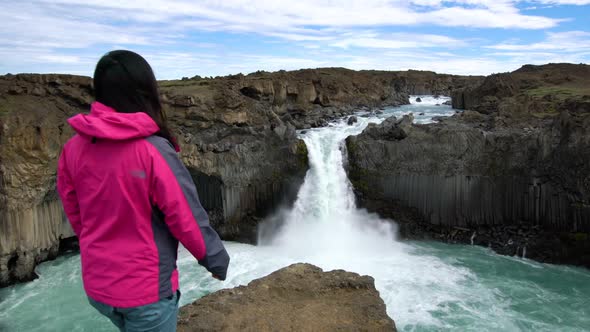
left=93, top=50, right=175, bottom=145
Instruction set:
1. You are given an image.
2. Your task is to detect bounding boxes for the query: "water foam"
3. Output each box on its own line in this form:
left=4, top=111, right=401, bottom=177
left=410, top=95, right=451, bottom=105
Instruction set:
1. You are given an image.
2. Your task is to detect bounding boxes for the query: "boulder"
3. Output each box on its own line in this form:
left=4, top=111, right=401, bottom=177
left=415, top=97, right=422, bottom=103
left=362, top=114, right=413, bottom=141
left=172, top=95, right=197, bottom=107
left=347, top=115, right=358, bottom=125
left=178, top=263, right=396, bottom=331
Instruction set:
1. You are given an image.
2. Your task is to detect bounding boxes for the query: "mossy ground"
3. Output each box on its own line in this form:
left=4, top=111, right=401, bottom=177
left=295, top=139, right=309, bottom=168
left=526, top=86, right=590, bottom=99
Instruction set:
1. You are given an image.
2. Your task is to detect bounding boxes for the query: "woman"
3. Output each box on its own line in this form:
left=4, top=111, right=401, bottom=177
left=57, top=50, right=230, bottom=331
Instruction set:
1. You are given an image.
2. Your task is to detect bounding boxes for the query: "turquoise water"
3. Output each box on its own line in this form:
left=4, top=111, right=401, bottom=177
left=1, top=242, right=589, bottom=332
left=2, top=96, right=589, bottom=331
left=410, top=242, right=590, bottom=331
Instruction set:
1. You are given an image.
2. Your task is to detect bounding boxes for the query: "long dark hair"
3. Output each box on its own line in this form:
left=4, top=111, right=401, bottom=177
left=93, top=50, right=175, bottom=145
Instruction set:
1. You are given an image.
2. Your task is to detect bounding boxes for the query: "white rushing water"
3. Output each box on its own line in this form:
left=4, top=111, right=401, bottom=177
left=2, top=95, right=590, bottom=332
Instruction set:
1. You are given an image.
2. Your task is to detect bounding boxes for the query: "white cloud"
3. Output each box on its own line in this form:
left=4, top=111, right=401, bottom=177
left=420, top=6, right=561, bottom=29
left=332, top=32, right=465, bottom=49
left=0, top=0, right=574, bottom=63
left=0, top=3, right=171, bottom=49
left=33, top=0, right=565, bottom=30
left=533, top=0, right=590, bottom=4
left=264, top=33, right=332, bottom=42
left=36, top=55, right=81, bottom=64
left=411, top=0, right=443, bottom=6
left=487, top=31, right=590, bottom=51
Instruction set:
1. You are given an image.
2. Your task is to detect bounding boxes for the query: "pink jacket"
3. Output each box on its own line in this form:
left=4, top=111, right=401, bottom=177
left=57, top=102, right=229, bottom=308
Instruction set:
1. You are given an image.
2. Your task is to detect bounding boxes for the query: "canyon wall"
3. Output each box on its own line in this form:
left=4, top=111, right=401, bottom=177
left=347, top=64, right=590, bottom=266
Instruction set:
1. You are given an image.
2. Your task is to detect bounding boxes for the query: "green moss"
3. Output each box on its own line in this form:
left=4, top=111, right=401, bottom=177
left=346, top=138, right=357, bottom=155
left=271, top=170, right=282, bottom=182
left=525, top=86, right=588, bottom=99
left=158, top=79, right=208, bottom=88
left=531, top=104, right=560, bottom=118
left=572, top=202, right=590, bottom=208
left=573, top=233, right=589, bottom=241
left=295, top=139, right=309, bottom=168
left=347, top=165, right=372, bottom=195
left=344, top=138, right=372, bottom=194
left=0, top=98, right=22, bottom=117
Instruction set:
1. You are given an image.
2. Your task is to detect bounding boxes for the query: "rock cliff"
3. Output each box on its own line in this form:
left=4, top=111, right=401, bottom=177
left=177, top=263, right=396, bottom=331
left=0, top=68, right=475, bottom=287
left=347, top=63, right=590, bottom=266
left=397, top=69, right=483, bottom=96
left=0, top=74, right=92, bottom=286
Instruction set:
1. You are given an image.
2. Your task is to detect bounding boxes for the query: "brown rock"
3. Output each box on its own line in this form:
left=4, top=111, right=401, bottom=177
left=178, top=263, right=396, bottom=332
left=173, top=95, right=197, bottom=107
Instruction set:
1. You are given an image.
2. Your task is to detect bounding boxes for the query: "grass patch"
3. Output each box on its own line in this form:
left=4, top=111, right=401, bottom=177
left=525, top=86, right=590, bottom=99
left=158, top=79, right=210, bottom=88
left=295, top=139, right=309, bottom=168
left=531, top=104, right=560, bottom=118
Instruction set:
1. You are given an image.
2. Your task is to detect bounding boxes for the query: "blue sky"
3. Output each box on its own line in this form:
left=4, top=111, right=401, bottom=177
left=0, top=0, right=589, bottom=79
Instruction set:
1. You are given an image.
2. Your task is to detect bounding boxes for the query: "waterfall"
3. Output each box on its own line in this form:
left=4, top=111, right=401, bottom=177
left=258, top=115, right=400, bottom=265
left=259, top=95, right=453, bottom=256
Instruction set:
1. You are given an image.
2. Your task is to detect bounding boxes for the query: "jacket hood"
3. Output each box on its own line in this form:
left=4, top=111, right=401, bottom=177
left=68, top=102, right=160, bottom=140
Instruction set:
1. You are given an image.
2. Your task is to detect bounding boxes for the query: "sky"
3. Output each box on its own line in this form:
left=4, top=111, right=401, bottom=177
left=0, top=0, right=589, bottom=79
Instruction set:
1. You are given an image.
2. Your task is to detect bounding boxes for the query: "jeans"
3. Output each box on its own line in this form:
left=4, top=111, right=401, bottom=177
left=88, top=291, right=180, bottom=332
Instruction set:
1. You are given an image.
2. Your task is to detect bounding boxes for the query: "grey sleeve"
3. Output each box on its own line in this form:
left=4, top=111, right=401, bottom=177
left=146, top=136, right=230, bottom=280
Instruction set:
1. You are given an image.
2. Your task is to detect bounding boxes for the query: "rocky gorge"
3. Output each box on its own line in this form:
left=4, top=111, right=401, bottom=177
left=0, top=68, right=478, bottom=287
left=347, top=63, right=590, bottom=267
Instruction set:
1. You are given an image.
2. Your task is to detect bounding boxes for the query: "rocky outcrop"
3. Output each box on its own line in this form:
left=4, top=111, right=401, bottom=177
left=177, top=263, right=396, bottom=331
left=161, top=68, right=410, bottom=132
left=347, top=64, right=590, bottom=267
left=451, top=63, right=590, bottom=112
left=202, top=68, right=482, bottom=130
left=397, top=70, right=483, bottom=96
